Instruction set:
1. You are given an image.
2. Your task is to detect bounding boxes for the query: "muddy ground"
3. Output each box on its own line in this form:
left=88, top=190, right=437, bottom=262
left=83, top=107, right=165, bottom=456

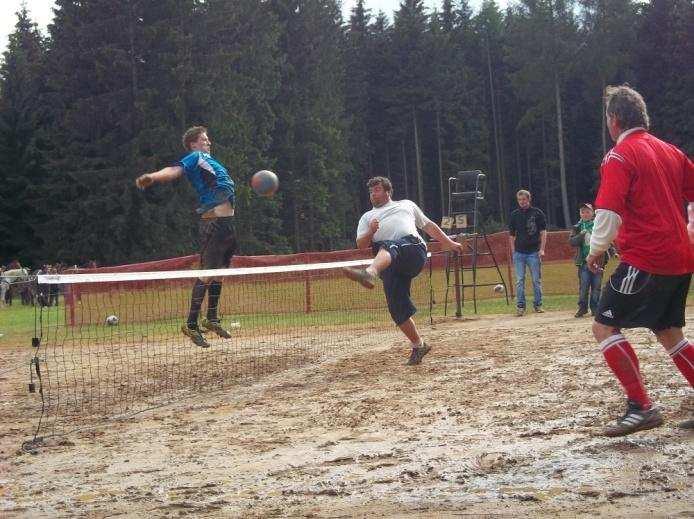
left=1, top=310, right=693, bottom=517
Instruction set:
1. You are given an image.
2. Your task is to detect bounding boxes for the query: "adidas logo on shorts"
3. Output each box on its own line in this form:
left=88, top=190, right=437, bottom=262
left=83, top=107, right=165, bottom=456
left=601, top=309, right=614, bottom=318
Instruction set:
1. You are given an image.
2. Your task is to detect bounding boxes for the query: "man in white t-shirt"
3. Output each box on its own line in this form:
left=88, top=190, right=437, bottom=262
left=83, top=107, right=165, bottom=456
left=344, top=176, right=463, bottom=365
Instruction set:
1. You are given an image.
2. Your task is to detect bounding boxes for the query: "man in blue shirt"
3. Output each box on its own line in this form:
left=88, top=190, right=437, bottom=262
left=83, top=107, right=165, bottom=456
left=136, top=126, right=236, bottom=348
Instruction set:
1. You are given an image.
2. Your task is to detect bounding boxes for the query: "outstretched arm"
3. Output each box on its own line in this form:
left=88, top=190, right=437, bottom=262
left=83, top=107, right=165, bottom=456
left=422, top=221, right=463, bottom=253
left=136, top=165, right=184, bottom=189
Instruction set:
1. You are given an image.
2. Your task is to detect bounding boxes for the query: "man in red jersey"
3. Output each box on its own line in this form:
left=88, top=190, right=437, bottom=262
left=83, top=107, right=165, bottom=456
left=586, top=85, right=694, bottom=436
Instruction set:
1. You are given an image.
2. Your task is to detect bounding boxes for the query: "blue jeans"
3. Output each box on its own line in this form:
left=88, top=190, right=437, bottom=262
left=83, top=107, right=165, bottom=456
left=577, top=263, right=602, bottom=314
left=513, top=251, right=542, bottom=309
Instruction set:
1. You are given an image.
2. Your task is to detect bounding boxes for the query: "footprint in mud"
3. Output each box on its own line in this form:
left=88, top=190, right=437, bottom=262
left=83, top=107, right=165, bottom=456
left=472, top=452, right=518, bottom=474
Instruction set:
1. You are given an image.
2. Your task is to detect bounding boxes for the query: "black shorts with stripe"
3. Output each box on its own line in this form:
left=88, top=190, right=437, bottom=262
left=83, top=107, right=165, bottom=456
left=595, top=261, right=691, bottom=331
left=198, top=216, right=237, bottom=269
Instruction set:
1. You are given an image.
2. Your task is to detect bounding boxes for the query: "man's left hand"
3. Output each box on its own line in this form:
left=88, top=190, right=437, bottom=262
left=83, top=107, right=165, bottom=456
left=445, top=240, right=464, bottom=254
left=586, top=252, right=605, bottom=273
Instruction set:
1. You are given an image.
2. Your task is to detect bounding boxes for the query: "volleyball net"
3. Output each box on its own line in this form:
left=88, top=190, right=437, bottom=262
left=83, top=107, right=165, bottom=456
left=28, top=256, right=448, bottom=440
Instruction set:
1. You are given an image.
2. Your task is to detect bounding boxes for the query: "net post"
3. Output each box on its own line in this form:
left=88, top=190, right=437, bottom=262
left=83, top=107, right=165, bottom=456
left=304, top=271, right=312, bottom=313
left=65, top=284, right=76, bottom=326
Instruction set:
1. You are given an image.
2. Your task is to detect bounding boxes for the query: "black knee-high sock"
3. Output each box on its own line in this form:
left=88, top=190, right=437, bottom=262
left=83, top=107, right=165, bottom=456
left=207, top=281, right=222, bottom=322
left=187, top=279, right=207, bottom=328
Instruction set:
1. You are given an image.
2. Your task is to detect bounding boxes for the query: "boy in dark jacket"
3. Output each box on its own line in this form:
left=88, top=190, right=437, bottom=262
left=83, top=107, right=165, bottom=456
left=569, top=203, right=605, bottom=317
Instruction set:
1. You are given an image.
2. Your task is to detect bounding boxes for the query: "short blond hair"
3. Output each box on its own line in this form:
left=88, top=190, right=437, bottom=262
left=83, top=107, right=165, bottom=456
left=516, top=189, right=531, bottom=199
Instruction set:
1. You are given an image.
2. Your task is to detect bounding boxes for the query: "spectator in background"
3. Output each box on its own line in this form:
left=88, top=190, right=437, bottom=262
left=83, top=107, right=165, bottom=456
left=569, top=203, right=607, bottom=318
left=508, top=190, right=547, bottom=316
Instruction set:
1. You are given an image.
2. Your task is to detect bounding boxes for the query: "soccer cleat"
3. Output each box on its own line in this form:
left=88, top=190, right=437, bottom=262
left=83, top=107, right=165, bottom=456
left=575, top=308, right=588, bottom=318
left=678, top=418, right=694, bottom=430
left=200, top=318, right=232, bottom=339
left=181, top=324, right=211, bottom=348
left=534, top=306, right=545, bottom=313
left=516, top=307, right=525, bottom=317
left=602, top=400, right=663, bottom=437
left=406, top=343, right=431, bottom=366
left=342, top=267, right=377, bottom=289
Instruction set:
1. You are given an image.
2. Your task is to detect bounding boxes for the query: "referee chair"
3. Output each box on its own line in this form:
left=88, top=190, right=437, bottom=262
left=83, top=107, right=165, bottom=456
left=441, top=170, right=509, bottom=316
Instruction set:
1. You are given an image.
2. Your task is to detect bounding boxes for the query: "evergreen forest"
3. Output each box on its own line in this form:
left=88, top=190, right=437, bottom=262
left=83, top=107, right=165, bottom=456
left=1, top=0, right=692, bottom=266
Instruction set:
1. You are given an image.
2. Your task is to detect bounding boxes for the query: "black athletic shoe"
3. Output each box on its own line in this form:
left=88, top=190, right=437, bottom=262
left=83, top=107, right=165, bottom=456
left=406, top=343, right=431, bottom=366
left=200, top=318, right=232, bottom=339
left=534, top=306, right=545, bottom=313
left=575, top=308, right=588, bottom=318
left=181, top=324, right=211, bottom=348
left=602, top=400, right=663, bottom=437
left=679, top=418, right=694, bottom=430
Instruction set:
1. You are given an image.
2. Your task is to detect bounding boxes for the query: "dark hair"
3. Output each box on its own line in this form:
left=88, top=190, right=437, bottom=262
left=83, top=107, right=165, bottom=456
left=182, top=126, right=208, bottom=150
left=605, top=85, right=650, bottom=130
left=367, top=176, right=393, bottom=193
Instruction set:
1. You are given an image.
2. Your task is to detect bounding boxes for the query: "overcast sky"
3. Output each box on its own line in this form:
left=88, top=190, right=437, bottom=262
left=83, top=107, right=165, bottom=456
left=1, top=0, right=509, bottom=56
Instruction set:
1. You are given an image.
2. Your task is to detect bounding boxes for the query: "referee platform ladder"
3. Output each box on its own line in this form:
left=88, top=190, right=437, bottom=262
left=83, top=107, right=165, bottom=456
left=441, top=170, right=509, bottom=316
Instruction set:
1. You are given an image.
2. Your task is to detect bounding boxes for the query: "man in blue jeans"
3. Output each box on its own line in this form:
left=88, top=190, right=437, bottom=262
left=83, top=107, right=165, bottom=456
left=508, top=190, right=547, bottom=316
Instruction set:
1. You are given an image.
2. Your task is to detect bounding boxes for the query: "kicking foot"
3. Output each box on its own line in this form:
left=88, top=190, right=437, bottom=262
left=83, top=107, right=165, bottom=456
left=342, top=267, right=377, bottom=289
left=406, top=343, right=431, bottom=366
left=534, top=306, right=545, bottom=313
left=181, top=324, right=211, bottom=348
left=575, top=308, right=588, bottom=318
left=200, top=318, right=232, bottom=339
left=602, top=400, right=663, bottom=437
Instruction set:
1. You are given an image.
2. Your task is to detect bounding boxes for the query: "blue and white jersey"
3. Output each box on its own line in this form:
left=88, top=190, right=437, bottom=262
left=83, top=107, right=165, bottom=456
left=178, top=151, right=235, bottom=214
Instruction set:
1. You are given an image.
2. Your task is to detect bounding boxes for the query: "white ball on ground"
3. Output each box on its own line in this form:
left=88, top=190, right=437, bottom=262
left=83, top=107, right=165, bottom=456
left=105, top=315, right=119, bottom=326
left=493, top=284, right=505, bottom=293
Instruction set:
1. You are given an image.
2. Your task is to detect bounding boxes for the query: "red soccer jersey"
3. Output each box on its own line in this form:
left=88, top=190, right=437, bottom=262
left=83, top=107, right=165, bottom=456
left=595, top=129, right=694, bottom=275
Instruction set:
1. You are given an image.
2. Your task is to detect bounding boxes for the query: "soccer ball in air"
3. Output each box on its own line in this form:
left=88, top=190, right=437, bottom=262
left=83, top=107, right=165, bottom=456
left=251, top=170, right=279, bottom=197
left=493, top=284, right=505, bottom=293
left=105, top=315, right=119, bottom=326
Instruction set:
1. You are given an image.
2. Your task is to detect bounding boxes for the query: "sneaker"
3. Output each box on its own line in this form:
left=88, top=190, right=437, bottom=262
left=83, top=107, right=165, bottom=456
left=181, top=324, right=211, bottom=348
left=200, top=317, right=232, bottom=339
left=534, top=306, right=545, bottom=313
left=575, top=308, right=588, bottom=318
left=516, top=307, right=525, bottom=317
left=602, top=400, right=663, bottom=437
left=406, top=343, right=431, bottom=366
left=679, top=418, right=694, bottom=430
left=342, top=267, right=377, bottom=289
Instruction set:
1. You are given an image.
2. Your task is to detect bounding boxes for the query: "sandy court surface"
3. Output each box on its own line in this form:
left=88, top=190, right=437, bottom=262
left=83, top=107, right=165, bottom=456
left=1, top=309, right=693, bottom=517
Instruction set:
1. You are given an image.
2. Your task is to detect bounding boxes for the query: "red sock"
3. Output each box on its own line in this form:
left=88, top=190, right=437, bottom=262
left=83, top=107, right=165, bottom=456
left=667, top=339, right=694, bottom=387
left=601, top=335, right=651, bottom=409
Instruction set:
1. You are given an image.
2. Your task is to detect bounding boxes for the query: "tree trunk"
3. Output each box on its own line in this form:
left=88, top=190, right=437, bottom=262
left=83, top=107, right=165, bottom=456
left=515, top=129, right=522, bottom=188
left=601, top=80, right=607, bottom=156
left=485, top=35, right=504, bottom=222
left=385, top=144, right=391, bottom=179
left=525, top=135, right=532, bottom=192
left=542, top=116, right=551, bottom=228
left=554, top=72, right=571, bottom=228
left=436, top=103, right=445, bottom=217
left=412, top=106, right=424, bottom=209
left=401, top=139, right=409, bottom=199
